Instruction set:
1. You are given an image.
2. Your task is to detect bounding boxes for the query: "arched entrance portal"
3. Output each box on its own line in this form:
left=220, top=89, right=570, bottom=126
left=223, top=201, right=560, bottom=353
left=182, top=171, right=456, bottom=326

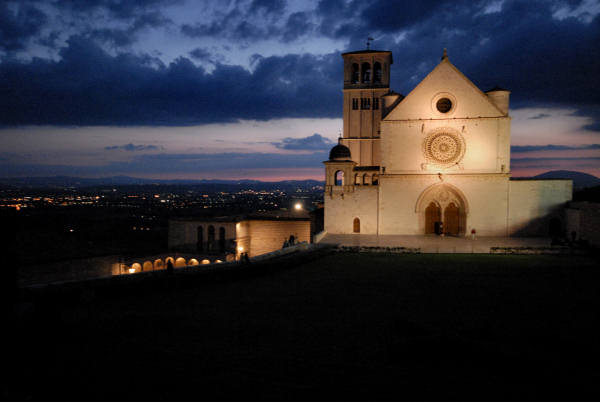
left=425, top=202, right=441, bottom=234
left=416, top=184, right=469, bottom=236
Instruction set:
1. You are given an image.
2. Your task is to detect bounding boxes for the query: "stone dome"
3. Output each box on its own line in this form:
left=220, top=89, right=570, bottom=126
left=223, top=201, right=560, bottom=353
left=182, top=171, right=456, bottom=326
left=329, top=140, right=351, bottom=161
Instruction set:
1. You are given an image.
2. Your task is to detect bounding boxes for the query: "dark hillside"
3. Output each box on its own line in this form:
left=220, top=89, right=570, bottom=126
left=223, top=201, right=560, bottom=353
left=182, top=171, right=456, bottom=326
left=9, top=253, right=600, bottom=401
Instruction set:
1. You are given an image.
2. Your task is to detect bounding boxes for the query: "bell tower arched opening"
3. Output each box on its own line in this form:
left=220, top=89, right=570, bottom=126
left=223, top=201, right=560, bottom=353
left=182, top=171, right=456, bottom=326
left=373, top=62, right=382, bottom=83
left=351, top=63, right=359, bottom=83
left=361, top=62, right=371, bottom=83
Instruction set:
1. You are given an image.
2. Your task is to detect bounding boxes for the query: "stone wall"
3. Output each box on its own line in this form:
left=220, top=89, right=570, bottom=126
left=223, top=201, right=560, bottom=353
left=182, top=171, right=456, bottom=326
left=378, top=174, right=510, bottom=236
left=247, top=220, right=311, bottom=257
left=381, top=119, right=511, bottom=174
left=508, top=179, right=572, bottom=236
left=324, top=186, right=378, bottom=234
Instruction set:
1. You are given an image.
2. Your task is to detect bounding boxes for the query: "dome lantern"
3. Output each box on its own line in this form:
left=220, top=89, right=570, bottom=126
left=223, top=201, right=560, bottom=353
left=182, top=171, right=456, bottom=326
left=328, top=138, right=352, bottom=161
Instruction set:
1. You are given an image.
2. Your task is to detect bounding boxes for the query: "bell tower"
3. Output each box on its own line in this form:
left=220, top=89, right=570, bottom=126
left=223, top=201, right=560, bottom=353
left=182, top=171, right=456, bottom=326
left=341, top=49, right=393, bottom=167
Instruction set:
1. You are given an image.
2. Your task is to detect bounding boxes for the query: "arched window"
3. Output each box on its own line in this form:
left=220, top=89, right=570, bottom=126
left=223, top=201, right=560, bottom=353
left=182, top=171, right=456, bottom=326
left=197, top=226, right=203, bottom=251
left=373, top=62, right=382, bottom=83
left=372, top=173, right=379, bottom=185
left=208, top=225, right=215, bottom=251
left=363, top=173, right=370, bottom=185
left=351, top=63, right=359, bottom=83
left=219, top=227, right=226, bottom=252
left=361, top=62, right=371, bottom=83
left=354, top=173, right=360, bottom=185
left=353, top=217, right=360, bottom=233
left=335, top=170, right=344, bottom=186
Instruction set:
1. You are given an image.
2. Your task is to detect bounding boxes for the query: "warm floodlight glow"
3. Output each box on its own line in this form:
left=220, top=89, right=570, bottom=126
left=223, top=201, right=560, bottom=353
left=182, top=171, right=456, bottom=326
left=215, top=259, right=223, bottom=263
left=238, top=246, right=244, bottom=252
left=128, top=268, right=135, bottom=274
left=294, top=202, right=302, bottom=210
left=201, top=259, right=210, bottom=265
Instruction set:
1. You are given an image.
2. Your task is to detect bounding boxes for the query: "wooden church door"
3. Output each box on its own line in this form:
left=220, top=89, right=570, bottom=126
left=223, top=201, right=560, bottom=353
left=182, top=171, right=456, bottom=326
left=353, top=217, right=360, bottom=233
left=425, top=202, right=441, bottom=234
left=444, top=202, right=459, bottom=235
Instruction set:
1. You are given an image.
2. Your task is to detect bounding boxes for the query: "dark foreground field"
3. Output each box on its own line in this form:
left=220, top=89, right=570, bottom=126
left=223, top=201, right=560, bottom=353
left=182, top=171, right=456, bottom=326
left=6, top=253, right=600, bottom=401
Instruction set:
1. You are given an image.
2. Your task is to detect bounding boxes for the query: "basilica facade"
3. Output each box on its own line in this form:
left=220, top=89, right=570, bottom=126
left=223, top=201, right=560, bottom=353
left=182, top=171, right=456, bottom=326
left=324, top=49, right=572, bottom=237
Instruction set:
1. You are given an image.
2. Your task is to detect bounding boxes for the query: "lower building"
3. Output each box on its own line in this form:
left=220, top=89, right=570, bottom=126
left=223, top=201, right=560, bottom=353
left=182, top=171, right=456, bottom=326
left=168, top=210, right=311, bottom=259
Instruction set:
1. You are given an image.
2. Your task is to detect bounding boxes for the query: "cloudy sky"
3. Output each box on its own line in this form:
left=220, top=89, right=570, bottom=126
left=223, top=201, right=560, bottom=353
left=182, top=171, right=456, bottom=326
left=1, top=0, right=599, bottom=180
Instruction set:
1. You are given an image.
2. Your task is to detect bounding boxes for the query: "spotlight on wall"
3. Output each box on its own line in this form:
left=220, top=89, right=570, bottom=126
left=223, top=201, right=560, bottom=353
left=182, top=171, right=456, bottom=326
left=237, top=246, right=244, bottom=252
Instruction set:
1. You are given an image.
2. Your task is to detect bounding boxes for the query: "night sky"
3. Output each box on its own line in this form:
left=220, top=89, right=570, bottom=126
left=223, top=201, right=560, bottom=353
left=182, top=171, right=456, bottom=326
left=1, top=0, right=599, bottom=180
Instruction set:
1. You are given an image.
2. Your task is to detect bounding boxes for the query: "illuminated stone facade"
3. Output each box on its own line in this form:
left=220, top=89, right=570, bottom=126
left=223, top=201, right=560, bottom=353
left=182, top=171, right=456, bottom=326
left=324, top=49, right=572, bottom=237
left=169, top=212, right=311, bottom=258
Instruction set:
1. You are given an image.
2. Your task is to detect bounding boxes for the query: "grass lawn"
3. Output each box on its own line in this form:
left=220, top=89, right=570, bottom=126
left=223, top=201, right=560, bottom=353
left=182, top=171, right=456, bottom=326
left=8, top=253, right=600, bottom=401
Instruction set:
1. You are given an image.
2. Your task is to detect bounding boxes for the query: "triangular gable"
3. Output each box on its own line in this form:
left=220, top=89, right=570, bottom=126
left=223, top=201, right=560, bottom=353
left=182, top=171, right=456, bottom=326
left=385, top=58, right=505, bottom=120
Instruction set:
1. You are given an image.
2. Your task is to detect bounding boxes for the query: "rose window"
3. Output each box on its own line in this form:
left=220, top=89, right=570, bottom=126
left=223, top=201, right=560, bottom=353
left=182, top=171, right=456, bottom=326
left=422, top=129, right=465, bottom=167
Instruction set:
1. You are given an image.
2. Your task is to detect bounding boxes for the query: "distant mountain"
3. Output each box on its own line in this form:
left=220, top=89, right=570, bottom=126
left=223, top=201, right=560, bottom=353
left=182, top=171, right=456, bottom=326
left=533, top=170, right=600, bottom=189
left=0, top=175, right=324, bottom=190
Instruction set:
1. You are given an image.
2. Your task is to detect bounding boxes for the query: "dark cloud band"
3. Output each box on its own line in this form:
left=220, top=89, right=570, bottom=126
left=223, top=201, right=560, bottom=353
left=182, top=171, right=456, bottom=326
left=511, top=144, right=600, bottom=152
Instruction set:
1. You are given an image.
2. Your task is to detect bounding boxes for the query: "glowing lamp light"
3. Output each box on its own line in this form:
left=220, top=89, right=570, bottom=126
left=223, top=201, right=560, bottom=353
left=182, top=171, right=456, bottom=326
left=237, top=246, right=244, bottom=252
left=294, top=203, right=302, bottom=210
left=128, top=268, right=136, bottom=274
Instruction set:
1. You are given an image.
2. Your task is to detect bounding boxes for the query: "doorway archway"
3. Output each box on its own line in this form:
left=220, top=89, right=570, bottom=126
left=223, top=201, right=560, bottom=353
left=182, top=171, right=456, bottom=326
left=416, top=183, right=469, bottom=236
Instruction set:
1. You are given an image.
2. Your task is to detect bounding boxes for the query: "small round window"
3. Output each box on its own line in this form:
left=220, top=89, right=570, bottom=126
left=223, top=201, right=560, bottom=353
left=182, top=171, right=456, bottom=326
left=436, top=98, right=452, bottom=113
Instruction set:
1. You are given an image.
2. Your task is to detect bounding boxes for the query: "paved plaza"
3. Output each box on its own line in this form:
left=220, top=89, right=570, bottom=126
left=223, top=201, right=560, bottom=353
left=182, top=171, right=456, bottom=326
left=319, top=233, right=553, bottom=253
